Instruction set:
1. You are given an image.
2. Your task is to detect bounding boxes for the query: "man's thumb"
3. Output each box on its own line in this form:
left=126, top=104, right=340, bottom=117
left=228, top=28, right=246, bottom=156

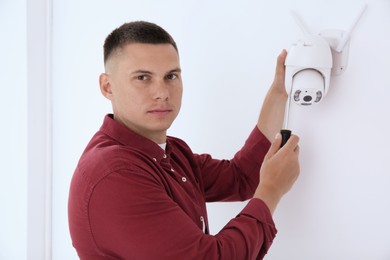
left=265, top=133, right=282, bottom=159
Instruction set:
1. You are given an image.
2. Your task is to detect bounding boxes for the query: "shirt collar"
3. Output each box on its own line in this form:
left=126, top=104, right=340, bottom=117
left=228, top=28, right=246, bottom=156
left=99, top=114, right=172, bottom=162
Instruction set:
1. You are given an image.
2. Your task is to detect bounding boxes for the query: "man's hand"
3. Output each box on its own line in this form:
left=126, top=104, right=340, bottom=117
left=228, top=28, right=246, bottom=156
left=254, top=132, right=300, bottom=214
left=257, top=50, right=288, bottom=141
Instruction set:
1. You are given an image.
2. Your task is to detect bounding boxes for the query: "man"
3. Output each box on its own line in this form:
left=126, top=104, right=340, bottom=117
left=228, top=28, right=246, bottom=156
left=68, top=21, right=300, bottom=259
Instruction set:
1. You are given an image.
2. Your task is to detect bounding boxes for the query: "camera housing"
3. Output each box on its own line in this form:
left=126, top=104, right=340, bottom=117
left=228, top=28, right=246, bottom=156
left=285, top=35, right=332, bottom=106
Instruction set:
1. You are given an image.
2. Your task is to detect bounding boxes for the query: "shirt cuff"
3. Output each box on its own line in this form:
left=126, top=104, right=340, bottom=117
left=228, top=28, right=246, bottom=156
left=239, top=127, right=271, bottom=166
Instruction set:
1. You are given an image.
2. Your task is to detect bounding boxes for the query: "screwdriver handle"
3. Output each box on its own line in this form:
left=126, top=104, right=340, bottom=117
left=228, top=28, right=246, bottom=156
left=280, top=129, right=292, bottom=148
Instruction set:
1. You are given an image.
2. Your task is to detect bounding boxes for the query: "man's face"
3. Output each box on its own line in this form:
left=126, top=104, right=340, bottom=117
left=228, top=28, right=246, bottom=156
left=100, top=43, right=183, bottom=143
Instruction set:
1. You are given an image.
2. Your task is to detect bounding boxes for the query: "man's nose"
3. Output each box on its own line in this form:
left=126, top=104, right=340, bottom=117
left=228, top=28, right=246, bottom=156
left=153, top=80, right=169, bottom=101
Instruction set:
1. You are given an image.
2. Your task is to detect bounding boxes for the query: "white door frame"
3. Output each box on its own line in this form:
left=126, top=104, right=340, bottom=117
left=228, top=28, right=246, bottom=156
left=26, top=0, right=53, bottom=259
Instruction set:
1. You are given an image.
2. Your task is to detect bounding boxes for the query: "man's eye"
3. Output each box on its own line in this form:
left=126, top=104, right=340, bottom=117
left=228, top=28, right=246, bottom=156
left=166, top=74, right=177, bottom=80
left=137, top=75, right=148, bottom=80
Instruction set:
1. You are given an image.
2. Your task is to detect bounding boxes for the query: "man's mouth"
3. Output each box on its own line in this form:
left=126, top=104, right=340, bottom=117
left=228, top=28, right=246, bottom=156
left=148, top=108, right=173, bottom=115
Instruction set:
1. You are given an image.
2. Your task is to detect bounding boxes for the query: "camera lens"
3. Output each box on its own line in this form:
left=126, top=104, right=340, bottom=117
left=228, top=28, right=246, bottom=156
left=303, top=95, right=312, bottom=102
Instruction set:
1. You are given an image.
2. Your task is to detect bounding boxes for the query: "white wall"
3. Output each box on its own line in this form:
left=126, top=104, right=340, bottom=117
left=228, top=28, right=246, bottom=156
left=0, top=1, right=27, bottom=259
left=49, top=0, right=390, bottom=259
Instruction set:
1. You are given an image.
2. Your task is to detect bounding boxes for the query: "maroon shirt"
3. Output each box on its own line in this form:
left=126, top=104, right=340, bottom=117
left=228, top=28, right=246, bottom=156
left=68, top=114, right=277, bottom=259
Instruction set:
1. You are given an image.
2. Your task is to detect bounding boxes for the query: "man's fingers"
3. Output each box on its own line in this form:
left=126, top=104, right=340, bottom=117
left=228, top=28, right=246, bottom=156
left=274, top=49, right=287, bottom=83
left=282, top=134, right=300, bottom=153
left=266, top=133, right=300, bottom=160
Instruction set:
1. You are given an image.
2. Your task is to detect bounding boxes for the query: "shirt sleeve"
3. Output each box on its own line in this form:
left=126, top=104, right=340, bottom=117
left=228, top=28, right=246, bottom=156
left=87, top=168, right=276, bottom=260
left=197, top=126, right=271, bottom=202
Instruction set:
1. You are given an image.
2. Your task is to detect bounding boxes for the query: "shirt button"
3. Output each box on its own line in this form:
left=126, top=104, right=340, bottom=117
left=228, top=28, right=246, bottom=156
left=152, top=158, right=157, bottom=162
left=171, top=168, right=175, bottom=172
left=163, top=154, right=167, bottom=159
left=182, top=177, right=187, bottom=182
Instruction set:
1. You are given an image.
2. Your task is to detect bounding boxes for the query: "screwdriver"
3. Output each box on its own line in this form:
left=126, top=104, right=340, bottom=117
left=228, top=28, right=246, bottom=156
left=280, top=95, right=292, bottom=148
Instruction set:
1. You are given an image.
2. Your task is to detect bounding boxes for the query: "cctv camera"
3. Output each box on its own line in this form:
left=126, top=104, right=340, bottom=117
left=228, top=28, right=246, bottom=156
left=280, top=5, right=367, bottom=142
left=285, top=6, right=367, bottom=106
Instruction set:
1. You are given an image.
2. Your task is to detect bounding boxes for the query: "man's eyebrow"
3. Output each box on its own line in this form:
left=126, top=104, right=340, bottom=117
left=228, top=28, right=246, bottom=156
left=167, top=68, right=182, bottom=74
left=130, top=70, right=152, bottom=75
left=130, top=68, right=181, bottom=75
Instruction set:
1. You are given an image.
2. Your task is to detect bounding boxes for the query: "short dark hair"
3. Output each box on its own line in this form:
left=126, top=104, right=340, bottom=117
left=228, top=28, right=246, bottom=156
left=103, top=21, right=178, bottom=64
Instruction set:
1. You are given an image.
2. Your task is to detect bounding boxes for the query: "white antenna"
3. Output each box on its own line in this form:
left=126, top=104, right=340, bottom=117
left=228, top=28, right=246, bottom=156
left=336, top=4, right=368, bottom=52
left=291, top=10, right=311, bottom=35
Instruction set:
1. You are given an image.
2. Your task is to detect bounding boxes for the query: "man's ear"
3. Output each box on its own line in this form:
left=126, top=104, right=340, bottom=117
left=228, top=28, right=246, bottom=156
left=99, top=73, right=113, bottom=100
